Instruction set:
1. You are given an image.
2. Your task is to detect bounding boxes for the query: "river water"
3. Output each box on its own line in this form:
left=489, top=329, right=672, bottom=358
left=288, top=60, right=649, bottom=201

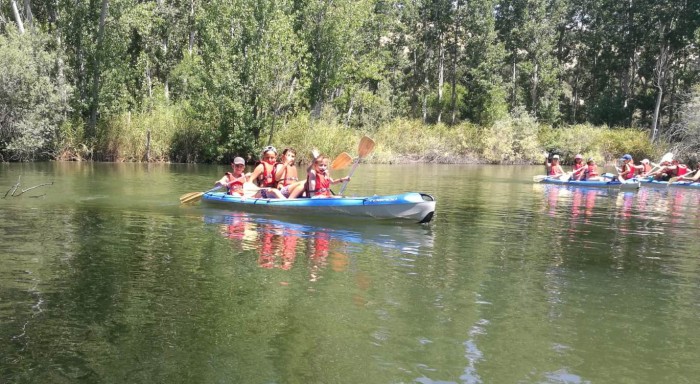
left=1, top=162, right=699, bottom=383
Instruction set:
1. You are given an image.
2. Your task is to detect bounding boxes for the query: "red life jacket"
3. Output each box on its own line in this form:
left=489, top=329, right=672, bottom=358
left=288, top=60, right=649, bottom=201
left=305, top=171, right=331, bottom=197
left=573, top=163, right=584, bottom=172
left=677, top=164, right=688, bottom=176
left=257, top=162, right=279, bottom=188
left=549, top=164, right=562, bottom=176
left=583, top=164, right=598, bottom=180
left=225, top=173, right=247, bottom=196
left=640, top=163, right=652, bottom=174
left=622, top=163, right=636, bottom=180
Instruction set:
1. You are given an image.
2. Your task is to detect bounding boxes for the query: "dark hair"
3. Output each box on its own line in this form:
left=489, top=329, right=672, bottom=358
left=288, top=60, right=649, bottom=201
left=282, top=147, right=296, bottom=156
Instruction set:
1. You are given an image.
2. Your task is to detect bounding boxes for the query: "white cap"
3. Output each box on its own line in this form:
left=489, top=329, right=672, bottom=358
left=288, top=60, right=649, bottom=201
left=552, top=154, right=560, bottom=159
left=641, top=159, right=649, bottom=164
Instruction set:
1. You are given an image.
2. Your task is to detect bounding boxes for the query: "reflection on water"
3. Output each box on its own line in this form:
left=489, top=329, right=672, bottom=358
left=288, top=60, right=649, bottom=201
left=533, top=183, right=699, bottom=226
left=203, top=209, right=436, bottom=281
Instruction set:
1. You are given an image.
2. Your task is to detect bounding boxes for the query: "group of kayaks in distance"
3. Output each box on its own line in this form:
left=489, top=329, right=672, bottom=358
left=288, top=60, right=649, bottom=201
left=535, top=152, right=700, bottom=189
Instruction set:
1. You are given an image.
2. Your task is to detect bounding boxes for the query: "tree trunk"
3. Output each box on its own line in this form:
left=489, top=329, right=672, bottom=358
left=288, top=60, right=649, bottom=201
left=11, top=0, right=25, bottom=34
left=511, top=57, right=517, bottom=108
left=437, top=39, right=444, bottom=124
left=345, top=96, right=354, bottom=127
left=651, top=42, right=670, bottom=142
left=23, top=0, right=33, bottom=30
left=87, top=0, right=110, bottom=139
left=449, top=1, right=460, bottom=125
left=188, top=0, right=195, bottom=54
left=531, top=62, right=539, bottom=112
left=651, top=85, right=662, bottom=142
left=146, top=63, right=152, bottom=99
left=422, top=79, right=428, bottom=123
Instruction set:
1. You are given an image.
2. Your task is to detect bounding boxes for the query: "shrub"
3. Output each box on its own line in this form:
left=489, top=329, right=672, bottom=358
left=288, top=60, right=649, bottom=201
left=482, top=109, right=542, bottom=164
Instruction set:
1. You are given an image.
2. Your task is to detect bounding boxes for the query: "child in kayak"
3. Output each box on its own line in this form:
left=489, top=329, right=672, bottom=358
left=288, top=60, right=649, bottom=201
left=638, top=159, right=654, bottom=177
left=617, top=154, right=636, bottom=182
left=215, top=157, right=249, bottom=196
left=571, top=154, right=585, bottom=180
left=275, top=147, right=302, bottom=198
left=545, top=154, right=567, bottom=179
left=648, top=159, right=687, bottom=181
left=249, top=146, right=285, bottom=198
left=305, top=155, right=350, bottom=198
left=579, top=158, right=600, bottom=181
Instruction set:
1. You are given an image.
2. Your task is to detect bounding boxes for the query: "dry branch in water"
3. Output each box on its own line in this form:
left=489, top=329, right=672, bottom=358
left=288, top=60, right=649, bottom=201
left=2, top=177, right=54, bottom=198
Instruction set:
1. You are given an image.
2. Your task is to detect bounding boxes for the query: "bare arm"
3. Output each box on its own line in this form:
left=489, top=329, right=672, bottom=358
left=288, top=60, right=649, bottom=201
left=248, top=164, right=264, bottom=185
left=215, top=175, right=229, bottom=188
left=307, top=170, right=317, bottom=192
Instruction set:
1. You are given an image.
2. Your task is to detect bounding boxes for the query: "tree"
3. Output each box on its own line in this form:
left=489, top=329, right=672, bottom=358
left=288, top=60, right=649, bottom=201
left=0, top=30, right=71, bottom=160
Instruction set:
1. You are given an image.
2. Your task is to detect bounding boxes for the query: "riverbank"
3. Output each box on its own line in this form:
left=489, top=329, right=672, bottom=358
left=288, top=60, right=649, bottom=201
left=51, top=112, right=664, bottom=166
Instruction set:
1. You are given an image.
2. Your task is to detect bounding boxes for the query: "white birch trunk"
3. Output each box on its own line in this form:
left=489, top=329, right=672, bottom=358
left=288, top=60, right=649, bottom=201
left=437, top=39, right=444, bottom=124
left=651, top=85, right=662, bottom=142
left=188, top=0, right=195, bottom=54
left=11, top=0, right=25, bottom=34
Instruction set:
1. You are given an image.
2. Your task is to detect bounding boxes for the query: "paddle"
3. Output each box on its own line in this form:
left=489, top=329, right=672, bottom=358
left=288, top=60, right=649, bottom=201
left=331, top=152, right=353, bottom=170
left=338, top=136, right=376, bottom=195
left=533, top=172, right=571, bottom=183
left=180, top=186, right=222, bottom=204
left=644, top=152, right=674, bottom=176
left=180, top=183, right=261, bottom=204
left=668, top=169, right=698, bottom=184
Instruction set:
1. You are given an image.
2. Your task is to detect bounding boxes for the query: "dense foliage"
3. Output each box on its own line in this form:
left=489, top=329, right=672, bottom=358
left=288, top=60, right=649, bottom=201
left=0, top=0, right=698, bottom=162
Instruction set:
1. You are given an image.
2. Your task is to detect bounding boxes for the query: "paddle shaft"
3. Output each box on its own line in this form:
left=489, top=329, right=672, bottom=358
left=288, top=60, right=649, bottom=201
left=338, top=136, right=375, bottom=195
left=180, top=186, right=222, bottom=204
left=338, top=161, right=360, bottom=194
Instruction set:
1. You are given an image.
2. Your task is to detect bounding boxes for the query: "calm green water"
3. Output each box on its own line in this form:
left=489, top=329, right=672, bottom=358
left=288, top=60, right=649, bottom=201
left=1, top=162, right=699, bottom=383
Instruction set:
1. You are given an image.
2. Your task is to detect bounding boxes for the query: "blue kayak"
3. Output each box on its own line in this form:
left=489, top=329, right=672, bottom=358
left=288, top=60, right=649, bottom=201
left=537, top=177, right=640, bottom=189
left=637, top=178, right=700, bottom=189
left=201, top=191, right=436, bottom=223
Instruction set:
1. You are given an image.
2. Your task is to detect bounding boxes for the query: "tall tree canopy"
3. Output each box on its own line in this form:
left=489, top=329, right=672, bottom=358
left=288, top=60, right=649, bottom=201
left=1, top=0, right=699, bottom=160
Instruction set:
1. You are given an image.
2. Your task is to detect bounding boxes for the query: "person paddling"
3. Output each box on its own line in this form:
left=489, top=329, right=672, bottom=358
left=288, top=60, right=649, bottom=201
left=674, top=168, right=700, bottom=183
left=571, top=154, right=586, bottom=180
left=580, top=158, right=600, bottom=181
left=617, top=154, right=636, bottom=182
left=304, top=155, right=350, bottom=198
left=545, top=154, right=566, bottom=179
left=638, top=159, right=653, bottom=177
left=215, top=157, right=248, bottom=196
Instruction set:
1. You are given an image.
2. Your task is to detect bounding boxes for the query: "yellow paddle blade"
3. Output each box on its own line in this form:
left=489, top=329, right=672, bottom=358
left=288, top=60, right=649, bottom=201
left=180, top=192, right=204, bottom=204
left=179, top=192, right=200, bottom=202
left=331, top=152, right=353, bottom=170
left=358, top=136, right=376, bottom=158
